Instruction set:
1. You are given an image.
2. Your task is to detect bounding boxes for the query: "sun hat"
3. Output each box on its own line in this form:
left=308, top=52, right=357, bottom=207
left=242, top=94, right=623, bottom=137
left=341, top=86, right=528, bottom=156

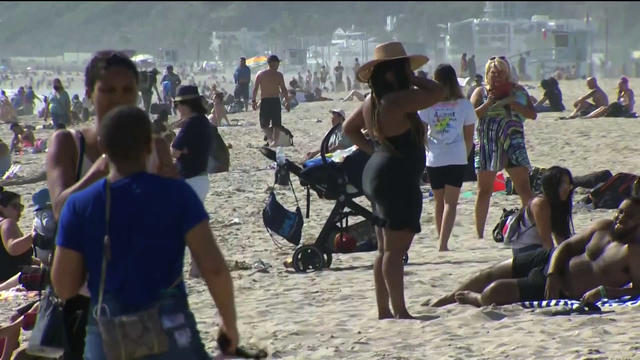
left=329, top=109, right=346, bottom=119
left=32, top=188, right=51, bottom=211
left=173, top=85, right=203, bottom=102
left=356, top=41, right=429, bottom=83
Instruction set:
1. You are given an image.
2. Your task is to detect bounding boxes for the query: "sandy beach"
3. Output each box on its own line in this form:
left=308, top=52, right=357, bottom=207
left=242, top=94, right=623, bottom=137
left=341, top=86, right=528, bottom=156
left=2, top=76, right=640, bottom=359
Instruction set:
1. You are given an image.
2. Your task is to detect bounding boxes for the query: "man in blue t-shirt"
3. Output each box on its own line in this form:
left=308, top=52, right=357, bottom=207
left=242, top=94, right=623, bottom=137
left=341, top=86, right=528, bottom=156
left=233, top=57, right=251, bottom=112
left=51, top=106, right=239, bottom=355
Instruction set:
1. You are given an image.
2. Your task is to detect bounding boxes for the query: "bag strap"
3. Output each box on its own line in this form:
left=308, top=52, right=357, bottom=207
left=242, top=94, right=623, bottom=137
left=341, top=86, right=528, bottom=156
left=96, top=179, right=182, bottom=318
left=96, top=179, right=111, bottom=318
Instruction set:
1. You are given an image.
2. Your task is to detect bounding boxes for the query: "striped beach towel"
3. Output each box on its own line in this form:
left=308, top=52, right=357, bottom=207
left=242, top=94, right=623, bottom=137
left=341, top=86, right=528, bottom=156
left=520, top=295, right=640, bottom=309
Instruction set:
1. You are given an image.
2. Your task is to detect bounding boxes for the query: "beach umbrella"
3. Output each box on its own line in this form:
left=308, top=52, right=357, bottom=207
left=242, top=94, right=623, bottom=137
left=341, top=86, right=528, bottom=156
left=246, top=56, right=268, bottom=68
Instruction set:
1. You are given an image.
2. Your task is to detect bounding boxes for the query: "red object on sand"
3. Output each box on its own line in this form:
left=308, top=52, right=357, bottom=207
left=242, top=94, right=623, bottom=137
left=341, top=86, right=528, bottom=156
left=334, top=233, right=357, bottom=252
left=493, top=172, right=506, bottom=192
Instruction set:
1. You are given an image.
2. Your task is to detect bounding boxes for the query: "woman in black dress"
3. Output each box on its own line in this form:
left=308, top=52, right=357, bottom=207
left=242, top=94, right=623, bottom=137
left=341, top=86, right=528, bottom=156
left=343, top=42, right=444, bottom=319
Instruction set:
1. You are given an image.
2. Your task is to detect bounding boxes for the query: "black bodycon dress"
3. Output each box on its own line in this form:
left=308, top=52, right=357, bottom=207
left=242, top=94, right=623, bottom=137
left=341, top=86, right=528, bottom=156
left=362, top=129, right=426, bottom=234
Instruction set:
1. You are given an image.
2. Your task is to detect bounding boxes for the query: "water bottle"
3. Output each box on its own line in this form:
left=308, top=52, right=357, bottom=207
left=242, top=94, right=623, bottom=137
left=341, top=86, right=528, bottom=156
left=276, top=147, right=285, bottom=165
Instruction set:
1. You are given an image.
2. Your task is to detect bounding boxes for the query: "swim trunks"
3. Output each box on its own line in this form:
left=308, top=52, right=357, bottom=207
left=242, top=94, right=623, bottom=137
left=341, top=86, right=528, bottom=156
left=513, top=247, right=554, bottom=301
left=259, top=97, right=282, bottom=129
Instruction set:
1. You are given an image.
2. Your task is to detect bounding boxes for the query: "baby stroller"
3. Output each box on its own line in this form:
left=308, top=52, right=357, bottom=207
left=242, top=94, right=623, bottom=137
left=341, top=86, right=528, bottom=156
left=260, top=124, right=408, bottom=273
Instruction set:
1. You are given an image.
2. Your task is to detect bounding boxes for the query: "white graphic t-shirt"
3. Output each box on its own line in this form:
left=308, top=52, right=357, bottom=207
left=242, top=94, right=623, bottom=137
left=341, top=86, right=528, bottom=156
left=418, top=99, right=477, bottom=167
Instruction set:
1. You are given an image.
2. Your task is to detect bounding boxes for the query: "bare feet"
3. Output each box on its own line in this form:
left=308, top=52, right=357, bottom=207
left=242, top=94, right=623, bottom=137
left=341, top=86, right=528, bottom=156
left=439, top=246, right=450, bottom=252
left=454, top=291, right=483, bottom=307
left=395, top=312, right=416, bottom=320
left=378, top=310, right=394, bottom=320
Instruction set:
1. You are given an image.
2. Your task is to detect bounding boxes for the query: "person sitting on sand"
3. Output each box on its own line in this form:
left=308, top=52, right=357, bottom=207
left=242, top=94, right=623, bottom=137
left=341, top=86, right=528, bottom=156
left=564, top=77, right=608, bottom=119
left=51, top=106, right=240, bottom=358
left=304, top=87, right=332, bottom=102
left=342, top=89, right=366, bottom=102
left=305, top=109, right=353, bottom=160
left=430, top=183, right=640, bottom=308
left=533, top=78, right=565, bottom=112
left=208, top=92, right=231, bottom=127
left=0, top=91, right=17, bottom=123
left=584, top=76, right=635, bottom=119
left=0, top=187, right=35, bottom=283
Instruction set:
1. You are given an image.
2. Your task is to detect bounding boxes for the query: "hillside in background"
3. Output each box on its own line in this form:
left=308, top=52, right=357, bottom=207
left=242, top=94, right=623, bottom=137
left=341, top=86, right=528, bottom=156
left=0, top=2, right=638, bottom=63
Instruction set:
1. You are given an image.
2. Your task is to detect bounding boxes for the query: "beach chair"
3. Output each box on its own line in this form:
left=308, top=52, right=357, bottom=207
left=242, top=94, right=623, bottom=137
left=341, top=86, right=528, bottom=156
left=260, top=124, right=408, bottom=273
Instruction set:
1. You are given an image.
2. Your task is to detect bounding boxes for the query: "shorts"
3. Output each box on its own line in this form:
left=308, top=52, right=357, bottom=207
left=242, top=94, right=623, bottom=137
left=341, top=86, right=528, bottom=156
left=579, top=102, right=598, bottom=116
left=426, top=164, right=466, bottom=189
left=512, top=248, right=553, bottom=301
left=234, top=82, right=250, bottom=101
left=259, top=97, right=282, bottom=129
left=605, top=102, right=629, bottom=117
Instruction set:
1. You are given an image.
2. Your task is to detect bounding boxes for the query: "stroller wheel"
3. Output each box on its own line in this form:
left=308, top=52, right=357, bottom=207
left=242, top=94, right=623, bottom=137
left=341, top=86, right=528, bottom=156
left=324, top=253, right=332, bottom=268
left=292, top=245, right=325, bottom=273
left=403, top=253, right=409, bottom=265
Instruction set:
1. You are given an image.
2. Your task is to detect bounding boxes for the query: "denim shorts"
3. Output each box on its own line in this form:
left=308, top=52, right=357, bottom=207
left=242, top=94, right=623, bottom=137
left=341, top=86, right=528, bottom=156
left=84, top=287, right=209, bottom=360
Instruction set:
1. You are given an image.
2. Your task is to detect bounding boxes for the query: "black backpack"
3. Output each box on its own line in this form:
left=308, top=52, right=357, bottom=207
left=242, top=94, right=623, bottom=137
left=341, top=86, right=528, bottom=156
left=589, top=173, right=638, bottom=209
left=492, top=207, right=520, bottom=243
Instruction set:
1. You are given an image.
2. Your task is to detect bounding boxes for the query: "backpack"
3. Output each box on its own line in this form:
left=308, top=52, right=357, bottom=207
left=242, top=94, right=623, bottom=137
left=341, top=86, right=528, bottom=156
left=501, top=207, right=536, bottom=246
left=492, top=208, right=520, bottom=243
left=589, top=172, right=638, bottom=209
left=505, top=166, right=546, bottom=195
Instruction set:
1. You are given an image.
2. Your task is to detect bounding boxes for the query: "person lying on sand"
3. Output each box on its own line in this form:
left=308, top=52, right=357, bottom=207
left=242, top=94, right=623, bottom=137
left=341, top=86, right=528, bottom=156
left=305, top=109, right=353, bottom=160
left=563, top=77, right=608, bottom=119
left=430, top=183, right=640, bottom=307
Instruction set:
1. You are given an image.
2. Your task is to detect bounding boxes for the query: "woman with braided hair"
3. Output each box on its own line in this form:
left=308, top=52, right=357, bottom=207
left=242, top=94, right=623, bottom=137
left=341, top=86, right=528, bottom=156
left=343, top=42, right=444, bottom=319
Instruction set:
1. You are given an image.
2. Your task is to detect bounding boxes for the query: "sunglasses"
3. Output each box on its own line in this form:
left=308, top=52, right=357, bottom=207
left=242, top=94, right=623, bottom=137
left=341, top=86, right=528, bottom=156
left=489, top=56, right=507, bottom=61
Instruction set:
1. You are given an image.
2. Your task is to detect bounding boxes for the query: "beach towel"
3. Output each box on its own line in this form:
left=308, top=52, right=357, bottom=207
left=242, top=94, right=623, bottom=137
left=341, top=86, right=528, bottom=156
left=520, top=294, right=640, bottom=309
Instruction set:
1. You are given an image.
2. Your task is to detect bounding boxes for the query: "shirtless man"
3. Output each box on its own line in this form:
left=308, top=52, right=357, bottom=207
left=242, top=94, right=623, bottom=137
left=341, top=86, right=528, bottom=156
left=252, top=55, right=289, bottom=147
left=565, top=77, right=608, bottom=119
left=584, top=76, right=635, bottom=119
left=430, top=193, right=640, bottom=307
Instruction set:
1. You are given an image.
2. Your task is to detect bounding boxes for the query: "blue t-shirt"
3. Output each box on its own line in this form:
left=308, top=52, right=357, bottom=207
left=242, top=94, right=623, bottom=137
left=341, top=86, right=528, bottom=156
left=172, top=114, right=212, bottom=178
left=234, top=65, right=251, bottom=84
left=56, top=172, right=208, bottom=308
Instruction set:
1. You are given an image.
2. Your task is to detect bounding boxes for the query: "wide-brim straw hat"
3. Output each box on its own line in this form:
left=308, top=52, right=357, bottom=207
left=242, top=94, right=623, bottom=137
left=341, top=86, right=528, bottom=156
left=356, top=41, right=429, bottom=83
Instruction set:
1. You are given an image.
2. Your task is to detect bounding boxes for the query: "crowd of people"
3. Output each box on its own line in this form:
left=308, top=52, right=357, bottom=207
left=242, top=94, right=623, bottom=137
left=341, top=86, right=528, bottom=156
left=0, top=41, right=638, bottom=359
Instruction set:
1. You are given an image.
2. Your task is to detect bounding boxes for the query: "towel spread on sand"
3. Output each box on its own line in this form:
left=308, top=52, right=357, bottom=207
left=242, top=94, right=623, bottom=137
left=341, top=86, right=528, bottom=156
left=519, top=295, right=640, bottom=309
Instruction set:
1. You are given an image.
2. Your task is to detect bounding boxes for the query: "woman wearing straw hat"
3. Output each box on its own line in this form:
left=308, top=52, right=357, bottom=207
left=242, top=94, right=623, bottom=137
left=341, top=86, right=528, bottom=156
left=343, top=42, right=444, bottom=319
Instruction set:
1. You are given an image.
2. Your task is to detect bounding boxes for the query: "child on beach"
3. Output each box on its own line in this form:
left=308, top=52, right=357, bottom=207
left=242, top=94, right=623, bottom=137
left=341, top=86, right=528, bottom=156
left=208, top=92, right=231, bottom=126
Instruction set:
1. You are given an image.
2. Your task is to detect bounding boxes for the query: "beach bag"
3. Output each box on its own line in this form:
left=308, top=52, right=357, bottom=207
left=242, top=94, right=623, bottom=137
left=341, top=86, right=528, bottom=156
left=505, top=167, right=546, bottom=195
left=26, top=286, right=68, bottom=358
left=272, top=126, right=294, bottom=147
left=589, top=172, right=638, bottom=209
left=501, top=208, right=536, bottom=246
left=208, top=126, right=230, bottom=173
left=262, top=176, right=303, bottom=246
left=95, top=180, right=170, bottom=360
left=492, top=208, right=520, bottom=243
left=573, top=170, right=613, bottom=189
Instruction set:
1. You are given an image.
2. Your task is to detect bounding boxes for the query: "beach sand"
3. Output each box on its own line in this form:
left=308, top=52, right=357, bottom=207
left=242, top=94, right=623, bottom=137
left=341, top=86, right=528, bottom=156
left=2, top=77, right=640, bottom=359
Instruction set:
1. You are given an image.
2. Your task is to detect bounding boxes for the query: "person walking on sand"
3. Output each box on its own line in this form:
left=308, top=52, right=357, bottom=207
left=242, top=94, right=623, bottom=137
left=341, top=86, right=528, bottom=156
left=51, top=106, right=239, bottom=358
left=43, top=78, right=71, bottom=129
left=46, top=50, right=178, bottom=359
left=233, top=57, right=251, bottom=112
left=251, top=55, right=290, bottom=147
left=470, top=56, right=537, bottom=240
left=343, top=42, right=444, bottom=319
left=418, top=64, right=477, bottom=251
